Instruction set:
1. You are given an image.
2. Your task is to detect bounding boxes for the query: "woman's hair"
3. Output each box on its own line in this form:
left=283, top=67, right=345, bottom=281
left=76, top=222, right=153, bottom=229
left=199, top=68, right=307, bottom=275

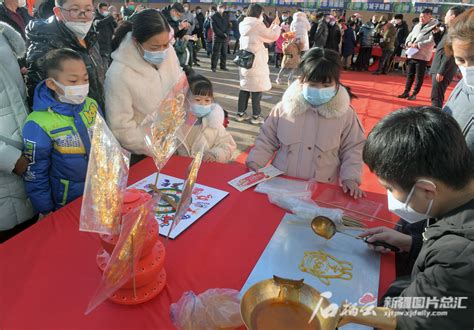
left=111, top=9, right=170, bottom=52
left=186, top=68, right=213, bottom=98
left=445, top=8, right=474, bottom=56
left=246, top=3, right=263, bottom=18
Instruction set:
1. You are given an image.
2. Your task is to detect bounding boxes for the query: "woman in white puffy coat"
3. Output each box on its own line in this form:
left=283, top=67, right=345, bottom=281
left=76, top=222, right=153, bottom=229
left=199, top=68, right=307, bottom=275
left=236, top=3, right=281, bottom=125
left=290, top=11, right=311, bottom=52
left=105, top=10, right=183, bottom=161
left=0, top=22, right=36, bottom=241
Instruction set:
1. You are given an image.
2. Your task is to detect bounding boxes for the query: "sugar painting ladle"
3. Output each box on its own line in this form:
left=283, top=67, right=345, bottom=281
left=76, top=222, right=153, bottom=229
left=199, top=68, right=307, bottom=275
left=310, top=216, right=400, bottom=252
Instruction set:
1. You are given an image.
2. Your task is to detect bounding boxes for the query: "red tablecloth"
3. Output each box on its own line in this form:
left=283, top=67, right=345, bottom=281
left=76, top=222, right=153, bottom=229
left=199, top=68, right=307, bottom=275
left=0, top=156, right=395, bottom=329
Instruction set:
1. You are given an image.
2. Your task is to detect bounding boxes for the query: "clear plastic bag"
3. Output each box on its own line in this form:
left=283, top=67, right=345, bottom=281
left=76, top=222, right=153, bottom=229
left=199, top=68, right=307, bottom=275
left=268, top=193, right=344, bottom=229
left=170, top=289, right=243, bottom=330
left=255, top=177, right=316, bottom=199
left=85, top=198, right=156, bottom=315
left=166, top=149, right=204, bottom=238
left=142, top=73, right=197, bottom=173
left=80, top=113, right=131, bottom=235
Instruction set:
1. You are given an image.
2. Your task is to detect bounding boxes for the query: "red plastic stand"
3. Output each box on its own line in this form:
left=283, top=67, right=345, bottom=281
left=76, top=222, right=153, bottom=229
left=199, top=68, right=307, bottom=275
left=96, top=189, right=167, bottom=305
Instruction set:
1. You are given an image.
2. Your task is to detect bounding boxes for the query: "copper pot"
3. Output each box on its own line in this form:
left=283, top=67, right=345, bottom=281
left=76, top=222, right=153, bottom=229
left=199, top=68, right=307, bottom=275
left=241, top=276, right=396, bottom=330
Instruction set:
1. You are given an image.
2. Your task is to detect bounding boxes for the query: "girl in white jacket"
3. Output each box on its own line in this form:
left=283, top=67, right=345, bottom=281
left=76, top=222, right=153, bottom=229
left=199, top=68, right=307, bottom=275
left=177, top=74, right=236, bottom=162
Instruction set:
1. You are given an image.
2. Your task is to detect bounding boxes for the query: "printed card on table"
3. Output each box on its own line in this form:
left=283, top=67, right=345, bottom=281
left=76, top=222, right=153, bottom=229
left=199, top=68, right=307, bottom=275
left=227, top=165, right=284, bottom=192
left=129, top=173, right=228, bottom=239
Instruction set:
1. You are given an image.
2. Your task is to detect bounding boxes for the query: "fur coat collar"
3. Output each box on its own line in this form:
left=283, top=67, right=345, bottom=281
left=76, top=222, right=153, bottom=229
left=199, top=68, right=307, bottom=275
left=282, top=81, right=351, bottom=118
left=111, top=32, right=177, bottom=75
left=201, top=103, right=225, bottom=129
left=0, top=22, right=25, bottom=58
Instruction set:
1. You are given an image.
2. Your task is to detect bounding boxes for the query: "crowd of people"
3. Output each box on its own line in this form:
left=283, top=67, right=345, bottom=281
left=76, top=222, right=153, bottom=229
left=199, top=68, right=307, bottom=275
left=0, top=0, right=474, bottom=326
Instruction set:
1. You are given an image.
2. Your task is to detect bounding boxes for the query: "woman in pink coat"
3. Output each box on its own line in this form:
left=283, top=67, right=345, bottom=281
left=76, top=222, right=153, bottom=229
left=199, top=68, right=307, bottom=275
left=246, top=48, right=366, bottom=198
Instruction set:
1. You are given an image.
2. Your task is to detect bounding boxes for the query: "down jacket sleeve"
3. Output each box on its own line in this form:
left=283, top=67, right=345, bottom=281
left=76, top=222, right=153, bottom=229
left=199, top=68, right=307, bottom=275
left=257, top=23, right=281, bottom=43
left=105, top=69, right=149, bottom=156
left=397, top=237, right=474, bottom=329
left=208, top=126, right=236, bottom=163
left=246, top=105, right=281, bottom=167
left=338, top=108, right=365, bottom=184
left=22, top=120, right=53, bottom=213
left=0, top=141, right=21, bottom=173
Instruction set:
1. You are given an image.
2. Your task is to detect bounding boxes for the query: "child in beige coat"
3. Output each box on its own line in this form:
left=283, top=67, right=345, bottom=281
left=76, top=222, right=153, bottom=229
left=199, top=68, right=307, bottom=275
left=276, top=31, right=301, bottom=85
left=247, top=48, right=366, bottom=198
left=177, top=74, right=236, bottom=162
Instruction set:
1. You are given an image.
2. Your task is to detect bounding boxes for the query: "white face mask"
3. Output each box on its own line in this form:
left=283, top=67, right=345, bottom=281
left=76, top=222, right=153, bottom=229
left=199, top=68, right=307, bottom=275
left=259, top=15, right=264, bottom=22
left=142, top=46, right=169, bottom=66
left=459, top=65, right=474, bottom=88
left=64, top=20, right=93, bottom=39
left=18, top=0, right=26, bottom=7
left=52, top=79, right=89, bottom=104
left=387, top=181, right=434, bottom=224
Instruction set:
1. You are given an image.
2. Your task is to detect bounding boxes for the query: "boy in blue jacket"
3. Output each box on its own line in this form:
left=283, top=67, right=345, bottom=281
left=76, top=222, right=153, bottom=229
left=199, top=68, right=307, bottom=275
left=23, top=48, right=100, bottom=215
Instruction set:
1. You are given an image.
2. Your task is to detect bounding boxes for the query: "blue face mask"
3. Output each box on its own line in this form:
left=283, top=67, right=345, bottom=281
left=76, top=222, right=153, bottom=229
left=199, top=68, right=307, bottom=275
left=191, top=103, right=213, bottom=118
left=302, top=84, right=337, bottom=106
left=143, top=47, right=168, bottom=65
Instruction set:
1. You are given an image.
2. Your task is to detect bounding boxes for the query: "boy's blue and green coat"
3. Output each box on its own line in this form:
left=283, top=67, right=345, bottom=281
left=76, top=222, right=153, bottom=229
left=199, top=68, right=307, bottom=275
left=23, top=81, right=100, bottom=213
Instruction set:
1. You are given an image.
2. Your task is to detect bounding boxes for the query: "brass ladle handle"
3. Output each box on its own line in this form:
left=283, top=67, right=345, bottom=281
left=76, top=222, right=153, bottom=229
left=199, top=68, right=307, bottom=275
left=273, top=276, right=304, bottom=289
left=338, top=306, right=397, bottom=329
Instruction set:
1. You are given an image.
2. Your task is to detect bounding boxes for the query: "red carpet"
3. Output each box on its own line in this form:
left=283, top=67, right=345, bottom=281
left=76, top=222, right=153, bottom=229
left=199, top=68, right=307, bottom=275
left=236, top=71, right=457, bottom=195
left=345, top=71, right=455, bottom=194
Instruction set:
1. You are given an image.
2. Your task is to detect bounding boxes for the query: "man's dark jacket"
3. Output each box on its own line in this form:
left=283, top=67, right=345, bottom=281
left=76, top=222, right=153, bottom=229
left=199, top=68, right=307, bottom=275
left=210, top=12, right=228, bottom=42
left=161, top=5, right=186, bottom=39
left=25, top=16, right=105, bottom=109
left=93, top=10, right=117, bottom=57
left=0, top=4, right=31, bottom=39
left=429, top=30, right=457, bottom=80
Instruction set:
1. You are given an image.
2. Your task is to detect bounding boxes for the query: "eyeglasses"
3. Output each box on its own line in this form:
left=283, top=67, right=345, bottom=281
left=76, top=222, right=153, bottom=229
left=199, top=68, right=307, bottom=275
left=60, top=7, right=94, bottom=19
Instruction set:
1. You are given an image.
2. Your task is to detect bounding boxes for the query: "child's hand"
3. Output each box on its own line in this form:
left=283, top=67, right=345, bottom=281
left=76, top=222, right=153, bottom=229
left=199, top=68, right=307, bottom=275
left=246, top=161, right=260, bottom=173
left=342, top=180, right=365, bottom=199
left=13, top=155, right=29, bottom=176
left=203, top=152, right=216, bottom=162
left=359, top=227, right=412, bottom=253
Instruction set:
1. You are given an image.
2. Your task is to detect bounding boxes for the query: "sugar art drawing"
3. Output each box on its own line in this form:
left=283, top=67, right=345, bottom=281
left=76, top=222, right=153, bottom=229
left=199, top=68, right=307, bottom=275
left=129, top=173, right=228, bottom=238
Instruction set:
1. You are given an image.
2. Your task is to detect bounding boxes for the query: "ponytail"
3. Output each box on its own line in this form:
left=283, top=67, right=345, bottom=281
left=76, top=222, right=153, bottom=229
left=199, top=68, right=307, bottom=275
left=111, top=21, right=133, bottom=52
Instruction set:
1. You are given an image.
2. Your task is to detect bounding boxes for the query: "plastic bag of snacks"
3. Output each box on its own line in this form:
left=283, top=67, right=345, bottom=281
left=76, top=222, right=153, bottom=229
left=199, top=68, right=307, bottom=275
left=142, top=73, right=197, bottom=173
left=85, top=198, right=156, bottom=315
left=80, top=113, right=130, bottom=235
left=170, top=289, right=243, bottom=330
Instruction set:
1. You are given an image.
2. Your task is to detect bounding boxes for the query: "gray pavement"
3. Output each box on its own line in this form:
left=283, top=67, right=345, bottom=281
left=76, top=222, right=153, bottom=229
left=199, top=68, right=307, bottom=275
left=192, top=51, right=287, bottom=158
